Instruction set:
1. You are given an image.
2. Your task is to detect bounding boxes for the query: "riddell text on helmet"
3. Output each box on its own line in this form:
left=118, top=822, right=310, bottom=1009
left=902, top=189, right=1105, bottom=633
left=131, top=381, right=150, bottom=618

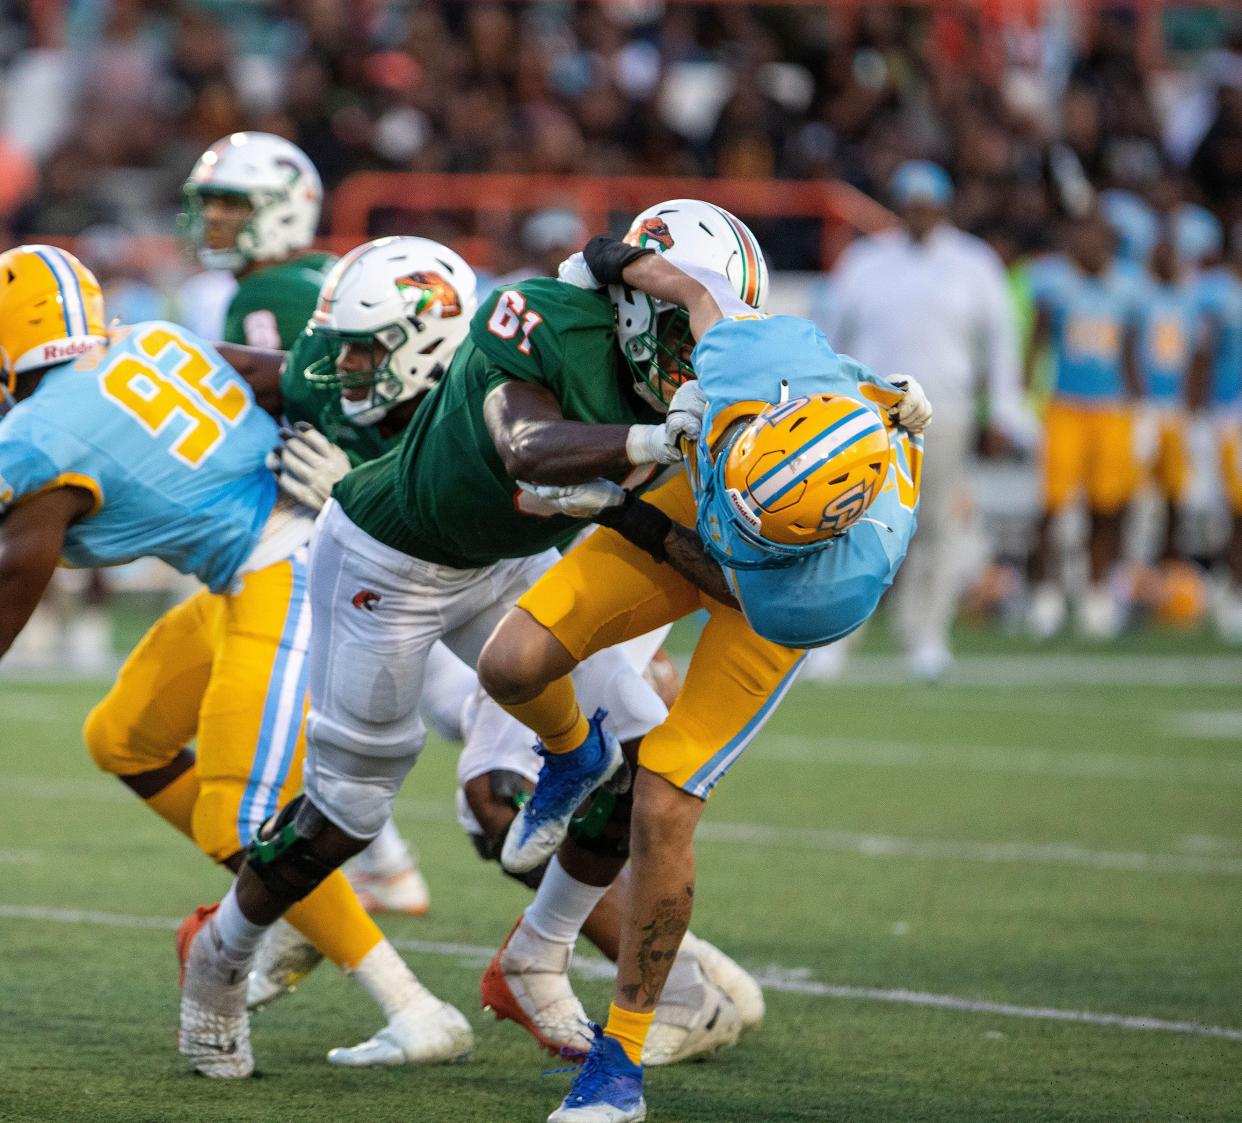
left=41, top=340, right=96, bottom=363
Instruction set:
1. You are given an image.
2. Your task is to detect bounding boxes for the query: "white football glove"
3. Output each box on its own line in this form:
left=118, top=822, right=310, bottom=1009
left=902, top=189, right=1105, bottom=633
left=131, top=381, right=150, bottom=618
left=267, top=422, right=352, bottom=511
left=517, top=478, right=625, bottom=519
left=626, top=380, right=708, bottom=466
left=556, top=251, right=603, bottom=291
left=888, top=375, right=933, bottom=434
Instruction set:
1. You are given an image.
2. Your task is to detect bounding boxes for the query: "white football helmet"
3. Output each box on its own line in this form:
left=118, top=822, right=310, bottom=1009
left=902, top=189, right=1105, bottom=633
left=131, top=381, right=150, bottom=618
left=611, top=199, right=769, bottom=411
left=305, top=236, right=478, bottom=426
left=181, top=132, right=322, bottom=272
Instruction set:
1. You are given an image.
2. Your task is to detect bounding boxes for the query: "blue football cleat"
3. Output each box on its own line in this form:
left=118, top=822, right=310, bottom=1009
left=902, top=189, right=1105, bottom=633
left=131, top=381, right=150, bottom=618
left=548, top=1024, right=647, bottom=1123
left=501, top=708, right=626, bottom=874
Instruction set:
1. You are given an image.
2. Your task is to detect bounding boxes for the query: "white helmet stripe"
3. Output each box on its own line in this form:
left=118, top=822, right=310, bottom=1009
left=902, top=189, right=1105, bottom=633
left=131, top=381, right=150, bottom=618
left=749, top=409, right=884, bottom=508
left=33, top=247, right=87, bottom=337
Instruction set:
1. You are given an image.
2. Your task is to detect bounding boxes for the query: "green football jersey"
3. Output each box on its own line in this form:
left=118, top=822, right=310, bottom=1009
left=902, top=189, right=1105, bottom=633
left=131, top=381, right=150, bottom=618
left=336, top=278, right=661, bottom=568
left=223, top=252, right=336, bottom=349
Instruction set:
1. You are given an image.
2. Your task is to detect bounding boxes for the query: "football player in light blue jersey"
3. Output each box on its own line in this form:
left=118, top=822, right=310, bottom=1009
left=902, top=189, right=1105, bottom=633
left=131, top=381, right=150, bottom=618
left=1025, top=214, right=1144, bottom=639
left=0, top=244, right=461, bottom=1080
left=1134, top=236, right=1204, bottom=561
left=1198, top=223, right=1242, bottom=638
left=475, top=227, right=928, bottom=1123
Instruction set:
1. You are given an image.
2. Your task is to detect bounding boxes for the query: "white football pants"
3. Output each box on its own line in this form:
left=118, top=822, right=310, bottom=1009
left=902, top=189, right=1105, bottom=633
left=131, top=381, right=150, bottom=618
left=302, top=500, right=666, bottom=839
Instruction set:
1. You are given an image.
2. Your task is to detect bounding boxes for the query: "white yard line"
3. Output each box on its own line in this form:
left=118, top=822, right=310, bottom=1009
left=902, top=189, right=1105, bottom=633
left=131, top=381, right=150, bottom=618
left=1162, top=711, right=1242, bottom=739
left=0, top=849, right=41, bottom=864
left=0, top=903, right=1237, bottom=1043
left=756, top=735, right=1242, bottom=785
left=695, top=820, right=1242, bottom=876
left=818, top=654, right=1242, bottom=688
left=7, top=776, right=1240, bottom=875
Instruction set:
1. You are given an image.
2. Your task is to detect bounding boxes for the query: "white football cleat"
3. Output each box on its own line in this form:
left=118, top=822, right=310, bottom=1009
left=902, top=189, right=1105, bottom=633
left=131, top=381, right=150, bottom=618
left=348, top=867, right=431, bottom=916
left=1027, top=582, right=1067, bottom=640
left=246, top=918, right=325, bottom=1010
left=1211, top=580, right=1242, bottom=644
left=326, top=999, right=474, bottom=1067
left=481, top=920, right=594, bottom=1058
left=1077, top=583, right=1122, bottom=640
left=644, top=959, right=741, bottom=1067
left=177, top=904, right=254, bottom=1079
left=679, top=932, right=765, bottom=1030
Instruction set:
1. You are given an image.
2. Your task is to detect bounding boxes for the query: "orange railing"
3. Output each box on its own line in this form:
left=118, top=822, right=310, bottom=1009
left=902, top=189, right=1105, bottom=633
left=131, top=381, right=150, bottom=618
left=329, top=173, right=897, bottom=270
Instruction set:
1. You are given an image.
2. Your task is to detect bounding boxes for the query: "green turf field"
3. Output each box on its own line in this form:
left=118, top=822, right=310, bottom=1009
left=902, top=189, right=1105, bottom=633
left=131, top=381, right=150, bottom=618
left=1, top=624, right=1240, bottom=1122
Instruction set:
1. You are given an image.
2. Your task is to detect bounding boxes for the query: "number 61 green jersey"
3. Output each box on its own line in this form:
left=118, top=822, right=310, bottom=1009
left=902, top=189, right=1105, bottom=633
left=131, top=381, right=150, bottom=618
left=335, top=278, right=661, bottom=569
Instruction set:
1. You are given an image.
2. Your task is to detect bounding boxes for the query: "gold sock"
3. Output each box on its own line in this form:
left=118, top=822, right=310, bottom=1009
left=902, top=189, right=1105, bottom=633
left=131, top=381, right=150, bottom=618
left=142, top=768, right=200, bottom=839
left=604, top=1002, right=655, bottom=1065
left=285, top=870, right=384, bottom=971
left=502, top=677, right=589, bottom=753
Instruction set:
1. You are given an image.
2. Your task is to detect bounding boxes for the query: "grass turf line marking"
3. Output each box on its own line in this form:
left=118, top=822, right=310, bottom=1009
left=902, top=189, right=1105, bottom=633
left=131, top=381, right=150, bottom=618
left=757, top=735, right=1242, bottom=785
left=8, top=776, right=1242, bottom=875
left=822, top=654, right=1242, bottom=688
left=2, top=904, right=1239, bottom=1044
left=696, top=821, right=1242, bottom=876
left=1162, top=711, right=1242, bottom=739
left=0, top=849, right=41, bottom=864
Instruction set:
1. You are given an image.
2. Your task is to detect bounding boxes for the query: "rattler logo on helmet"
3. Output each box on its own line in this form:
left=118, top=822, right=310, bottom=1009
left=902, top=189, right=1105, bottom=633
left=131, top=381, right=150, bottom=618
left=396, top=272, right=462, bottom=318
left=625, top=217, right=675, bottom=251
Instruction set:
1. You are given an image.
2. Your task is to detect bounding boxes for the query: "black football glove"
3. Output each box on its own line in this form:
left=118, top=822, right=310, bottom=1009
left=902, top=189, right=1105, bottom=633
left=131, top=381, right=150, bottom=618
left=582, top=234, right=655, bottom=286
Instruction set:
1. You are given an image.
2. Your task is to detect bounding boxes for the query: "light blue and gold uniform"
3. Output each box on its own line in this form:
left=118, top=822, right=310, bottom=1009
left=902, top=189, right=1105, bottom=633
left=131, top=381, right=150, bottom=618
left=518, top=315, right=919, bottom=799
left=1197, top=268, right=1242, bottom=513
left=0, top=245, right=383, bottom=972
left=692, top=316, right=920, bottom=650
left=0, top=320, right=310, bottom=863
left=1135, top=278, right=1200, bottom=501
left=1030, top=256, right=1143, bottom=513
left=0, top=322, right=276, bottom=589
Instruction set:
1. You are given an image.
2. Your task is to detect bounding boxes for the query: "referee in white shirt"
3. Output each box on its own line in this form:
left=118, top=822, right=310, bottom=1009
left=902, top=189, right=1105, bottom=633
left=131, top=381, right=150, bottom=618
left=817, top=160, right=1028, bottom=680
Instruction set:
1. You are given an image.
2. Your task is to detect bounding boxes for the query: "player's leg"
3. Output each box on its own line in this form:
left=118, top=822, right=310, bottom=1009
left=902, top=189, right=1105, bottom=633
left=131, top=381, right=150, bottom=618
left=458, top=685, right=756, bottom=1066
left=892, top=410, right=972, bottom=680
left=1079, top=406, right=1136, bottom=638
left=550, top=610, right=802, bottom=1120
left=83, top=590, right=217, bottom=839
left=1028, top=401, right=1084, bottom=637
left=478, top=478, right=701, bottom=872
left=1215, top=423, right=1242, bottom=641
left=180, top=507, right=472, bottom=1075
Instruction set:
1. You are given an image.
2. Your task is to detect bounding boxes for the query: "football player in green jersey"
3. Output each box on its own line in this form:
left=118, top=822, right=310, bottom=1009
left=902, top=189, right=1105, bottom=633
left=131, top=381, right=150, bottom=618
left=181, top=131, right=335, bottom=351
left=183, top=205, right=771, bottom=1078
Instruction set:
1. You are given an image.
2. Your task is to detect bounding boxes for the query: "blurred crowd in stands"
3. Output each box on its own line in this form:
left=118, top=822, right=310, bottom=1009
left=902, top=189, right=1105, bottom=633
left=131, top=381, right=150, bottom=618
left=1, top=2, right=1240, bottom=265
left=3, top=1, right=1242, bottom=668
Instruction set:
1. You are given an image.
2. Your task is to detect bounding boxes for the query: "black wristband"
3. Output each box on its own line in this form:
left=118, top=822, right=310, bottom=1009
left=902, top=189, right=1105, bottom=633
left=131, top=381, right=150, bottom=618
left=593, top=491, right=672, bottom=562
left=583, top=234, right=655, bottom=286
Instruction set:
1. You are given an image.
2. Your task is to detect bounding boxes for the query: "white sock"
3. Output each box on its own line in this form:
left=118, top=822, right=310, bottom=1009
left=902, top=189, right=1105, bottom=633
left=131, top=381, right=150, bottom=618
left=213, top=885, right=266, bottom=963
left=352, top=817, right=413, bottom=877
left=353, top=939, right=436, bottom=1019
left=521, top=856, right=610, bottom=946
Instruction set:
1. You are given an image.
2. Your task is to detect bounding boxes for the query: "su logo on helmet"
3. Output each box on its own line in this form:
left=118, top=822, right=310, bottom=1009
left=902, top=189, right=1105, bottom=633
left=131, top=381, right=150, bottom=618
left=396, top=272, right=462, bottom=318
left=624, top=217, right=675, bottom=251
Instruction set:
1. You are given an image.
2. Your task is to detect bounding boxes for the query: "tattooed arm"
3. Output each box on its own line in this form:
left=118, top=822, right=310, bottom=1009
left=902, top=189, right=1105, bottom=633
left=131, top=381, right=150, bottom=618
left=661, top=522, right=738, bottom=608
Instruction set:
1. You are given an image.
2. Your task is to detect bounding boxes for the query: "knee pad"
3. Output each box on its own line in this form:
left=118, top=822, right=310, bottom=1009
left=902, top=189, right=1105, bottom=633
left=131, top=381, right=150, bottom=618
left=567, top=787, right=632, bottom=860
left=82, top=700, right=126, bottom=774
left=247, top=795, right=339, bottom=903
left=304, top=767, right=398, bottom=841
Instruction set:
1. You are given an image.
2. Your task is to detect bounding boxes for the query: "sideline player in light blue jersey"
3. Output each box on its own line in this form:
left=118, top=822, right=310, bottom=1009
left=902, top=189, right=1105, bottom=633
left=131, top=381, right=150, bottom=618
left=0, top=244, right=466, bottom=1079
left=474, top=225, right=928, bottom=1123
left=1198, top=223, right=1242, bottom=638
left=1134, top=236, right=1204, bottom=561
left=1025, top=214, right=1144, bottom=640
